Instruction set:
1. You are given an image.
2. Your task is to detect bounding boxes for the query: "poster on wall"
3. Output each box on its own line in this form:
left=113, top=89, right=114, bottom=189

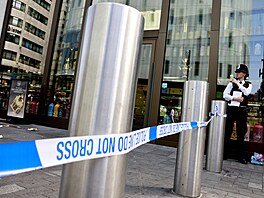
left=7, top=79, right=28, bottom=118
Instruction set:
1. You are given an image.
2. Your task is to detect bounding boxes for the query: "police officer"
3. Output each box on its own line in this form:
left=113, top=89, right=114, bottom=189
left=223, top=64, right=252, bottom=164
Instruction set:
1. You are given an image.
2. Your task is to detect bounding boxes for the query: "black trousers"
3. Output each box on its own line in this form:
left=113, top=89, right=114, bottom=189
left=224, top=106, right=248, bottom=160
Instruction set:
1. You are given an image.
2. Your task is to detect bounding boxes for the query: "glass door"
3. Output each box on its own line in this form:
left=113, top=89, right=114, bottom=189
left=133, top=39, right=156, bottom=130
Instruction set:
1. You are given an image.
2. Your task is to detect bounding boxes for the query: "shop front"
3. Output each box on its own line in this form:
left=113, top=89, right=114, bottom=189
left=154, top=0, right=264, bottom=155
left=0, top=0, right=263, bottom=156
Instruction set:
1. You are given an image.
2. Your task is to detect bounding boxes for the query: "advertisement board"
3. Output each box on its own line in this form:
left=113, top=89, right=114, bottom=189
left=7, top=79, right=28, bottom=118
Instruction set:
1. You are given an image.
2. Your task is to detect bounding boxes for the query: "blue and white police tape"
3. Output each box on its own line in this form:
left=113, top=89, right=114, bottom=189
left=210, top=104, right=227, bottom=118
left=209, top=112, right=227, bottom=117
left=0, top=121, right=209, bottom=177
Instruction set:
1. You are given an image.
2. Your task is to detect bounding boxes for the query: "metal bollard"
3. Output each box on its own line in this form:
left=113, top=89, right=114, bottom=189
left=206, top=100, right=227, bottom=173
left=173, top=81, right=209, bottom=198
left=59, top=3, right=144, bottom=198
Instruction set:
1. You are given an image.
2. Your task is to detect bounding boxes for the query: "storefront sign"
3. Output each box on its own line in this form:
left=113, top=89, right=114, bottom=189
left=7, top=80, right=28, bottom=118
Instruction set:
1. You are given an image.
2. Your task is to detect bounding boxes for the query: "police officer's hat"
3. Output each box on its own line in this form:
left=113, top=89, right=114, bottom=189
left=235, top=64, right=249, bottom=77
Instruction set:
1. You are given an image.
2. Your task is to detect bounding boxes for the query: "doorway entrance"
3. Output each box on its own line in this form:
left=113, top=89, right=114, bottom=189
left=133, top=39, right=156, bottom=130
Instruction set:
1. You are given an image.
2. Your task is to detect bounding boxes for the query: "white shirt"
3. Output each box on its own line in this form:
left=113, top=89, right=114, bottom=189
left=223, top=80, right=252, bottom=103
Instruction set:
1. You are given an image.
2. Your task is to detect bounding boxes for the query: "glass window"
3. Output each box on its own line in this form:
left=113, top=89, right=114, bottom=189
left=22, top=38, right=43, bottom=54
left=19, top=54, right=41, bottom=69
left=6, top=33, right=20, bottom=44
left=28, top=7, right=48, bottom=25
left=159, top=0, right=213, bottom=125
left=9, top=16, right=23, bottom=28
left=12, top=0, right=26, bottom=12
left=2, top=50, right=17, bottom=61
left=92, top=0, right=162, bottom=30
left=12, top=17, right=18, bottom=26
left=32, top=0, right=51, bottom=11
left=133, top=42, right=153, bottom=130
left=217, top=0, right=264, bottom=142
left=217, top=0, right=263, bottom=91
left=25, top=22, right=46, bottom=39
left=1, top=3, right=45, bottom=115
left=163, top=0, right=212, bottom=83
left=45, top=0, right=86, bottom=119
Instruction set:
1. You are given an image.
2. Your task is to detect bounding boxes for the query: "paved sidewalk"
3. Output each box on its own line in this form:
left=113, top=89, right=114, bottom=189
left=0, top=123, right=263, bottom=198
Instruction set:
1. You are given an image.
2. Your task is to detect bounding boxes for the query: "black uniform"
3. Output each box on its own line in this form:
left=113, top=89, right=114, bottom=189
left=224, top=81, right=251, bottom=162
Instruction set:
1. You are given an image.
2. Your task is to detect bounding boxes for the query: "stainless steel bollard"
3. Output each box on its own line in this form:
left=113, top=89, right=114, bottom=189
left=59, top=3, right=144, bottom=198
left=173, top=81, right=209, bottom=198
left=206, top=100, right=227, bottom=173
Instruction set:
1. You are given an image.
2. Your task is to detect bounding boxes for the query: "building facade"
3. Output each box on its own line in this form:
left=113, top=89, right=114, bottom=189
left=0, top=0, right=264, bottom=155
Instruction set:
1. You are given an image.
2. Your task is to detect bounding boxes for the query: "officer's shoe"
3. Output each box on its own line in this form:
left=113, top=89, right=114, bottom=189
left=238, top=158, right=248, bottom=164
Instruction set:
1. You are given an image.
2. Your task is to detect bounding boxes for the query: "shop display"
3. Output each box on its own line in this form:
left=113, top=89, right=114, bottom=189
left=230, top=122, right=237, bottom=140
left=0, top=71, right=43, bottom=118
left=133, top=83, right=147, bottom=129
left=25, top=98, right=39, bottom=114
left=0, top=79, right=10, bottom=110
left=252, top=123, right=263, bottom=143
left=247, top=101, right=264, bottom=143
left=45, top=73, right=74, bottom=119
left=65, top=101, right=71, bottom=118
left=54, top=102, right=60, bottom=117
left=134, top=84, right=147, bottom=115
left=163, top=112, right=171, bottom=124
left=26, top=100, right=31, bottom=113
left=26, top=82, right=41, bottom=115
left=244, top=123, right=251, bottom=141
left=48, top=102, right=54, bottom=116
left=215, top=86, right=264, bottom=155
left=47, top=92, right=71, bottom=118
left=10, top=95, right=24, bottom=114
left=59, top=98, right=67, bottom=117
left=7, top=79, right=28, bottom=118
left=31, top=100, right=38, bottom=114
left=159, top=82, right=183, bottom=125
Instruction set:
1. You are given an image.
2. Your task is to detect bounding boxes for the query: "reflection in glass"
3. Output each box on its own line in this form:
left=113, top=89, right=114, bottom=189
left=133, top=43, right=152, bottom=130
left=159, top=0, right=212, bottom=125
left=46, top=0, right=86, bottom=119
left=217, top=0, right=264, bottom=142
left=217, top=0, right=264, bottom=93
left=163, top=0, right=212, bottom=82
left=92, top=0, right=162, bottom=30
left=0, top=0, right=55, bottom=115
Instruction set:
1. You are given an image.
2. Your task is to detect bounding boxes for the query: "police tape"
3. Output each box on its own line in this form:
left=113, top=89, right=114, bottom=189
left=0, top=120, right=210, bottom=178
